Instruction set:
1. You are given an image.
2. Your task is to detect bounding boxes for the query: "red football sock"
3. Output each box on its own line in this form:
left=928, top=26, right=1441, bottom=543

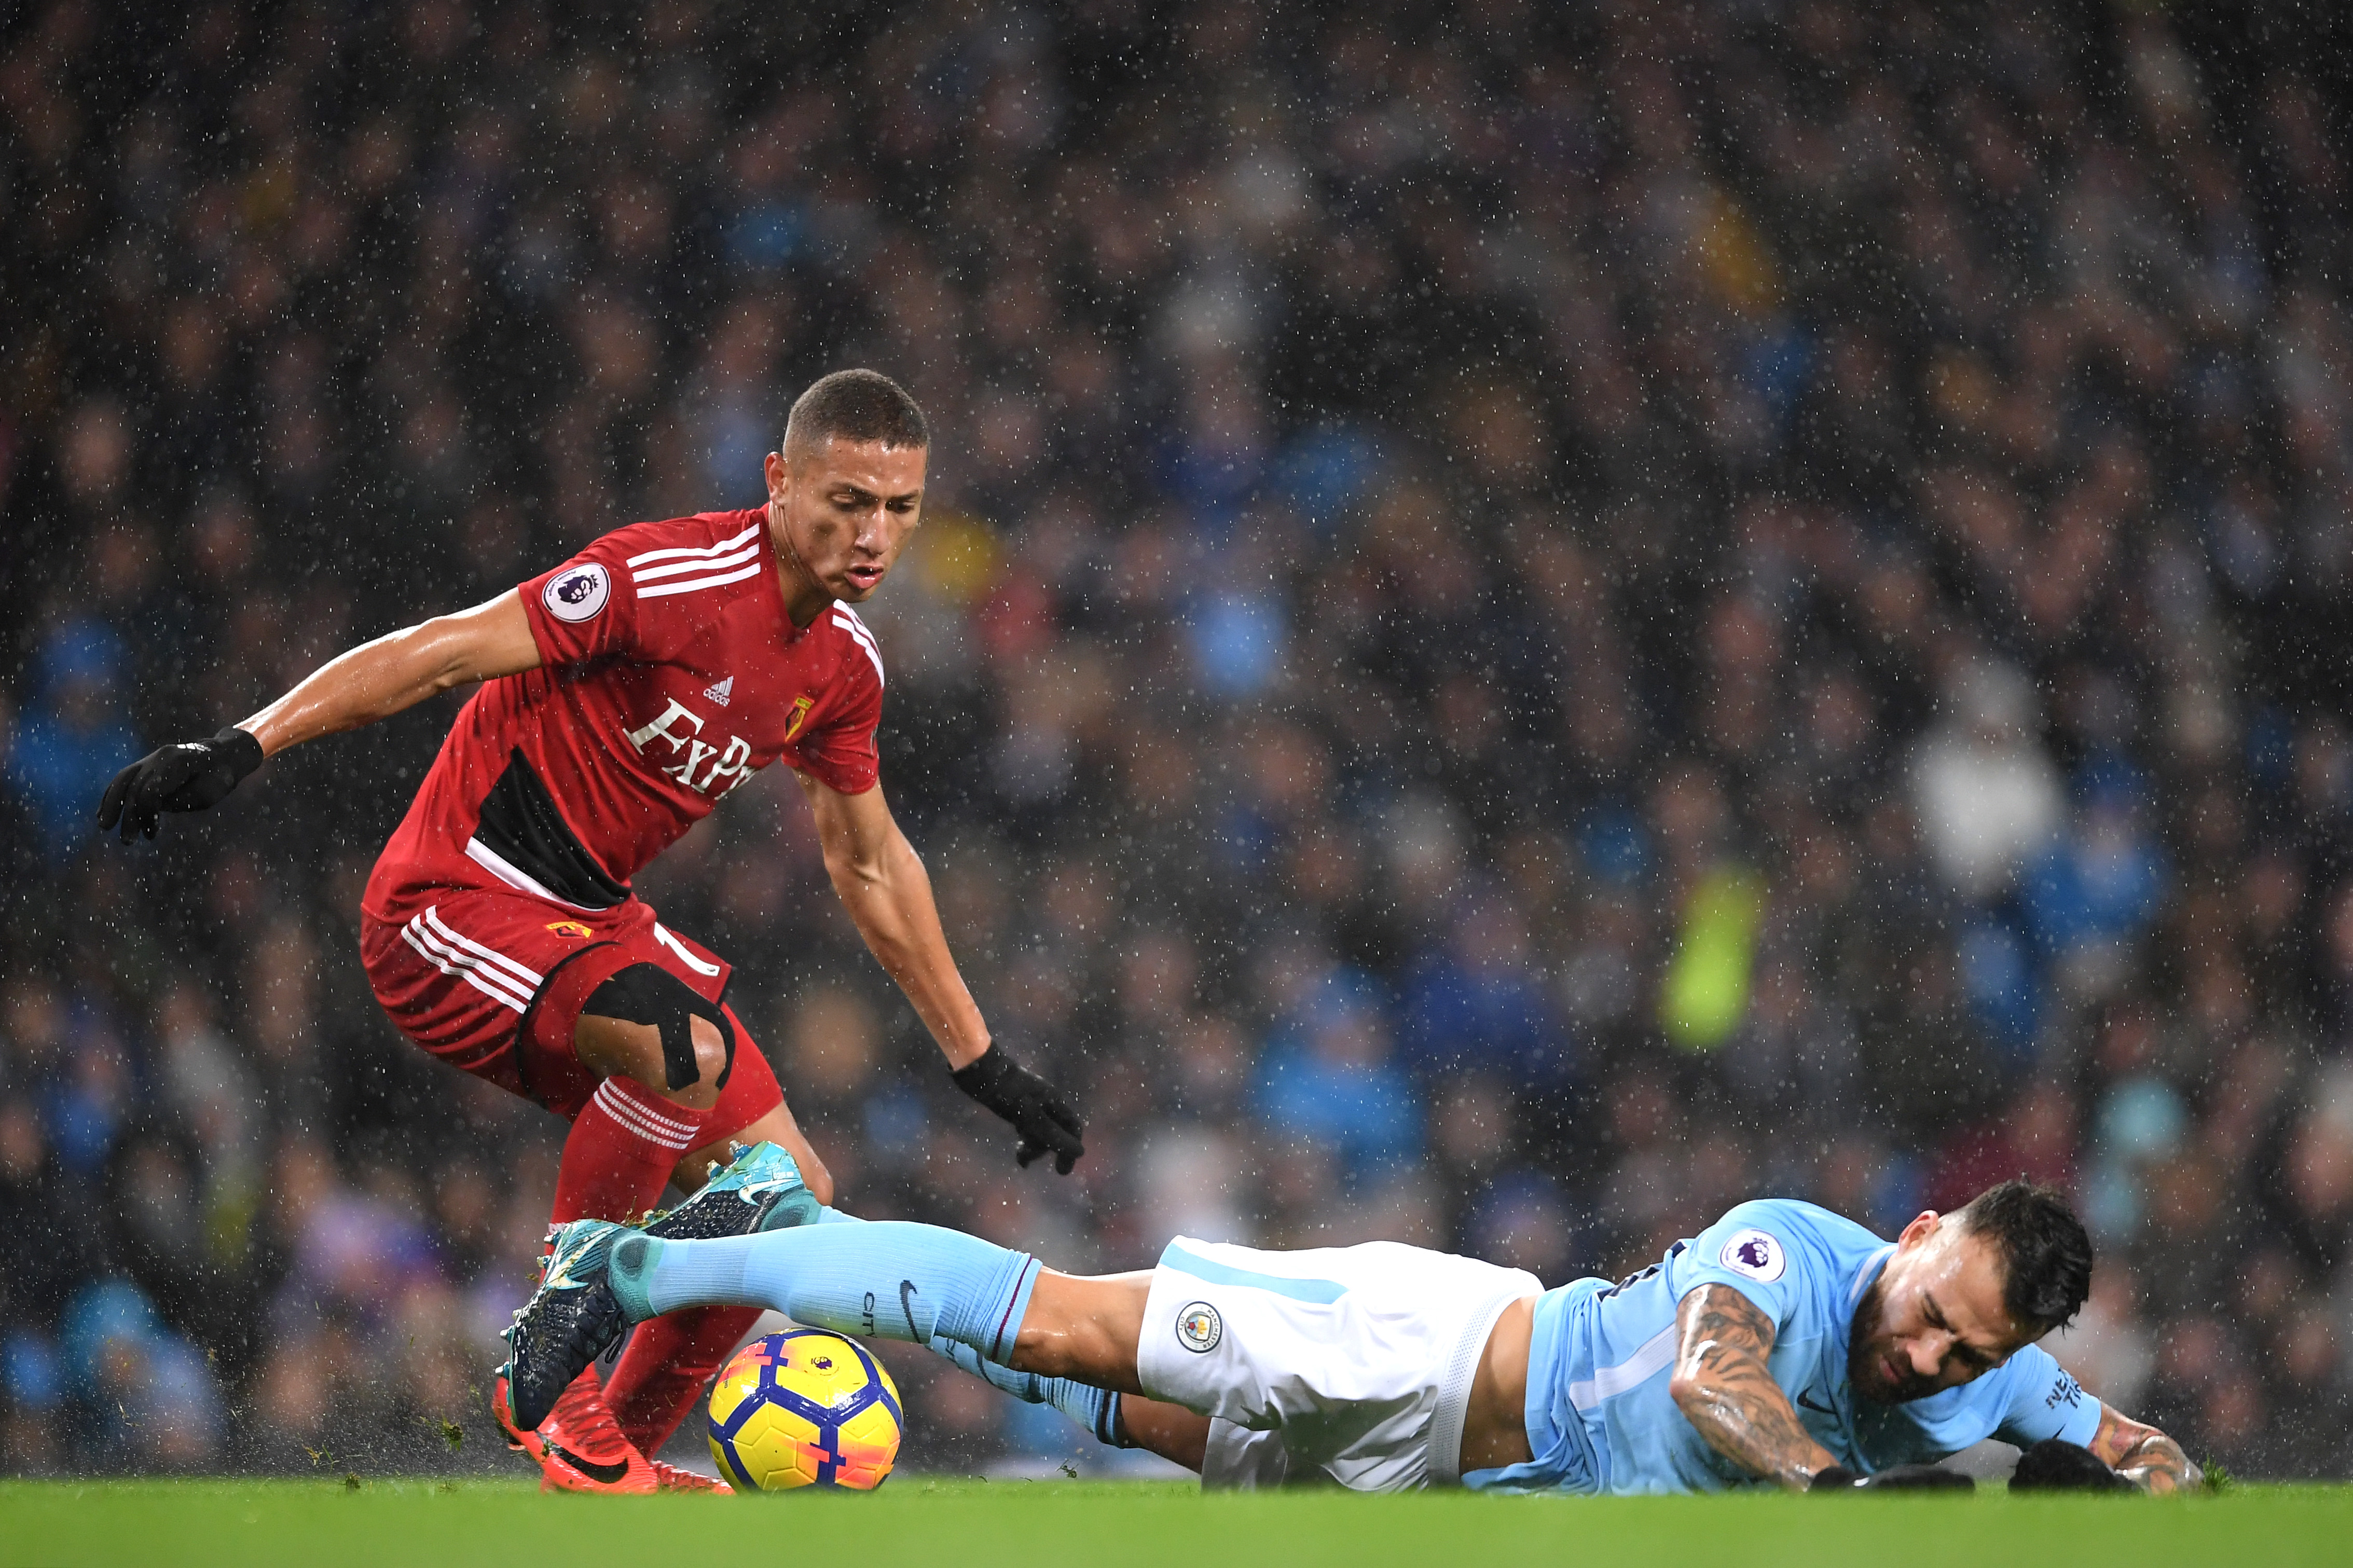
left=548, top=1077, right=704, bottom=1226
left=606, top=1305, right=764, bottom=1457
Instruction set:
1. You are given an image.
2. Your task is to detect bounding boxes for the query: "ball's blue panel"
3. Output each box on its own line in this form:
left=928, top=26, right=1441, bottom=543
left=712, top=1426, right=755, bottom=1490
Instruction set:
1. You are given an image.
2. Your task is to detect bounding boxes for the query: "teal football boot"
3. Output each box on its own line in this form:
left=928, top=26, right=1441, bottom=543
left=497, top=1218, right=633, bottom=1431
left=643, top=1141, right=821, bottom=1241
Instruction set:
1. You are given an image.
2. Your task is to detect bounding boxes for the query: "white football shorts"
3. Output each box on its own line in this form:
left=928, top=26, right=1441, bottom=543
left=1136, top=1236, right=1542, bottom=1493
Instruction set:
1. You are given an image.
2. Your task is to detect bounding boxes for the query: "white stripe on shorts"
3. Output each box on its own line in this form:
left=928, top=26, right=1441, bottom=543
left=402, top=916, right=533, bottom=1013
left=421, top=906, right=544, bottom=988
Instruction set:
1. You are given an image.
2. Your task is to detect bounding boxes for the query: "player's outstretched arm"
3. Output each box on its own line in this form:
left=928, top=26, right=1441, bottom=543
left=238, top=589, right=542, bottom=756
left=1669, top=1283, right=1841, bottom=1491
left=2084, top=1401, right=2201, bottom=1494
left=796, top=771, right=1085, bottom=1173
left=97, top=590, right=541, bottom=840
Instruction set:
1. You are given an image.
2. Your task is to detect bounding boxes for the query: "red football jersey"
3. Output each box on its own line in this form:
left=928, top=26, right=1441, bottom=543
left=363, top=507, right=884, bottom=918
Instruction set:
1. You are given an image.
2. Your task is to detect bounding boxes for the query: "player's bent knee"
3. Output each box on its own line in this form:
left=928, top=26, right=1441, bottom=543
left=687, top=1014, right=727, bottom=1093
left=573, top=1013, right=667, bottom=1091
left=579, top=963, right=737, bottom=1108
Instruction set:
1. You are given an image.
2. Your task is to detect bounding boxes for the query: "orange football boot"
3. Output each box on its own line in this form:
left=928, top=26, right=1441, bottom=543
left=648, top=1459, right=732, bottom=1493
left=493, top=1368, right=655, bottom=1494
left=493, top=1369, right=733, bottom=1493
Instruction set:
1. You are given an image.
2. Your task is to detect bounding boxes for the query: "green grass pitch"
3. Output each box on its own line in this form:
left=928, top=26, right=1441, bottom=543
left=3, top=1478, right=2347, bottom=1567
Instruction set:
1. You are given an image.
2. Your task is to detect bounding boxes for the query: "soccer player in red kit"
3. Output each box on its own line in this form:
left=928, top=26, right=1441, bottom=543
left=97, top=370, right=1084, bottom=1492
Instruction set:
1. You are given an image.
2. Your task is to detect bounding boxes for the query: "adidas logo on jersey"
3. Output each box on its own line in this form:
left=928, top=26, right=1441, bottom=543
left=703, top=677, right=734, bottom=707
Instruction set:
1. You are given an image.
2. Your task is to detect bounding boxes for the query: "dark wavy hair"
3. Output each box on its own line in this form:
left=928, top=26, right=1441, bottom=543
left=1952, top=1178, right=2094, bottom=1336
left=785, top=368, right=929, bottom=451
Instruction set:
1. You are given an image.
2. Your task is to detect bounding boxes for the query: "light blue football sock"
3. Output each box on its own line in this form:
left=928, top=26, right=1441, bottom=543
left=927, top=1334, right=1131, bottom=1448
left=608, top=1221, right=1041, bottom=1362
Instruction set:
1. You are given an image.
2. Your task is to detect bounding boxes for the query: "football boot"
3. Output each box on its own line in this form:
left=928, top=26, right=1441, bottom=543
left=497, top=1218, right=632, bottom=1431
left=648, top=1459, right=733, bottom=1494
left=643, top=1141, right=821, bottom=1242
left=492, top=1368, right=655, bottom=1494
left=493, top=1368, right=734, bottom=1493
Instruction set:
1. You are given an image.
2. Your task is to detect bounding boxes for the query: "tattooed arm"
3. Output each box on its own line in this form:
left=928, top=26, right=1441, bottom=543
left=1668, top=1283, right=1840, bottom=1491
left=2086, top=1402, right=2201, bottom=1495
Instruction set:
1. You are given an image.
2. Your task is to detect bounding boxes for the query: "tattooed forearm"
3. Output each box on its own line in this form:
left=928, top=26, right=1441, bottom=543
left=1669, top=1284, right=1840, bottom=1491
left=2089, top=1406, right=2201, bottom=1495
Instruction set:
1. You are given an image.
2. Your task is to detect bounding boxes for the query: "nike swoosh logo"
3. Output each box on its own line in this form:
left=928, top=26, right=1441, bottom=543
left=545, top=1442, right=632, bottom=1485
left=900, top=1280, right=921, bottom=1339
left=1797, top=1387, right=1838, bottom=1415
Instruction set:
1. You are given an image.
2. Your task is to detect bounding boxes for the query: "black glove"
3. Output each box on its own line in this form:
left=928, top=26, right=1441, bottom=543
left=1812, top=1463, right=1974, bottom=1492
left=952, top=1044, right=1084, bottom=1174
left=97, top=726, right=266, bottom=841
left=2010, top=1438, right=2135, bottom=1493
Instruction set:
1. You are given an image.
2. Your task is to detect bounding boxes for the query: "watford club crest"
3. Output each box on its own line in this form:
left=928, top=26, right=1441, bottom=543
left=545, top=920, right=594, bottom=939
left=782, top=695, right=815, bottom=742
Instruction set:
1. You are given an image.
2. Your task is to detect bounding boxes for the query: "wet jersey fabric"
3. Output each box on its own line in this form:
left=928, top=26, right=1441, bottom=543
left=1463, top=1198, right=2103, bottom=1494
left=364, top=508, right=883, bottom=919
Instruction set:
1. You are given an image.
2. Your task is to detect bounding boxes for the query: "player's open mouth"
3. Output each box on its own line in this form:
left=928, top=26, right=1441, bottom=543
left=845, top=565, right=884, bottom=588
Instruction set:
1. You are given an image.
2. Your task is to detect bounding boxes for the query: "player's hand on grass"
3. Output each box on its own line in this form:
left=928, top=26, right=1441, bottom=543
left=2010, top=1438, right=2136, bottom=1493
left=97, top=726, right=265, bottom=841
left=952, top=1044, right=1084, bottom=1174
left=1810, top=1463, right=1974, bottom=1492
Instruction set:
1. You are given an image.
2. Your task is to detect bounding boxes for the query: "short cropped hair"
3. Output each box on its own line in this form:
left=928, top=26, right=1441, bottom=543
left=1952, top=1179, right=2093, bottom=1337
left=784, top=369, right=929, bottom=452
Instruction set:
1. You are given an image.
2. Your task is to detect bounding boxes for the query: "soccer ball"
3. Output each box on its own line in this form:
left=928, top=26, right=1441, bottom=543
left=706, top=1330, right=903, bottom=1492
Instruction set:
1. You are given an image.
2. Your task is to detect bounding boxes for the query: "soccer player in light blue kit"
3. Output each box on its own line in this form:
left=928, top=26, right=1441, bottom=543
left=1479, top=1188, right=2174, bottom=1494
left=499, top=1151, right=2197, bottom=1495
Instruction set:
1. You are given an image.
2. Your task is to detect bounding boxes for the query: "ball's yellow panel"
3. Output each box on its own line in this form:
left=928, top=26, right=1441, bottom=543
left=829, top=1396, right=903, bottom=1491
left=774, top=1337, right=874, bottom=1398
left=732, top=1400, right=829, bottom=1489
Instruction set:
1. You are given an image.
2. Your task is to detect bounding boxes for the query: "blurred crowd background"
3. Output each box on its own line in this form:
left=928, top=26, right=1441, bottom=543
left=5, top=0, right=2352, bottom=1480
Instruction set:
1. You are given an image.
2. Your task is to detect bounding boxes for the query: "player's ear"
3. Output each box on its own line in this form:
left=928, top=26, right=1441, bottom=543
left=1897, top=1210, right=1941, bottom=1247
left=765, top=450, right=789, bottom=503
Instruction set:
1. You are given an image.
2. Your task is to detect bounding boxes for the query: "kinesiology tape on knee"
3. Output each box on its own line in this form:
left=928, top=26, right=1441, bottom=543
left=586, top=964, right=736, bottom=1093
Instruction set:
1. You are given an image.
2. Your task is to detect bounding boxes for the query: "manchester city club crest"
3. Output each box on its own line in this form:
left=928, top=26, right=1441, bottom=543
left=1175, top=1301, right=1222, bottom=1353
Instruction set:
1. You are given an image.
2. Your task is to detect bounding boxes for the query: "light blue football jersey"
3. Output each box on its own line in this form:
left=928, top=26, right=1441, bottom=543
left=1462, top=1198, right=2103, bottom=1494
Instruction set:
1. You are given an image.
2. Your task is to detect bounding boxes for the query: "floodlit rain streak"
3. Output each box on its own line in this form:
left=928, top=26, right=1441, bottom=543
left=1, top=0, right=2348, bottom=1489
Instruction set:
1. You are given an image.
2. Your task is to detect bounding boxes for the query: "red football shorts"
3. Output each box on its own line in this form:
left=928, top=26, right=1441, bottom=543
left=359, top=881, right=782, bottom=1138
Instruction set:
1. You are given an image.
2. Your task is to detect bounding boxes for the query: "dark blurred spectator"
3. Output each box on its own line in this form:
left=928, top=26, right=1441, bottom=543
left=1255, top=968, right=1424, bottom=1181
left=1911, top=662, right=2063, bottom=905
left=1402, top=895, right=1569, bottom=1086
left=59, top=1280, right=221, bottom=1470
left=5, top=620, right=140, bottom=853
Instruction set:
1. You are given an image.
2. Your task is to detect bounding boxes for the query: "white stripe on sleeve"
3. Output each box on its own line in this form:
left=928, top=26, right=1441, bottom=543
left=624, top=522, right=762, bottom=569
left=631, top=542, right=762, bottom=583
left=636, top=562, right=764, bottom=599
